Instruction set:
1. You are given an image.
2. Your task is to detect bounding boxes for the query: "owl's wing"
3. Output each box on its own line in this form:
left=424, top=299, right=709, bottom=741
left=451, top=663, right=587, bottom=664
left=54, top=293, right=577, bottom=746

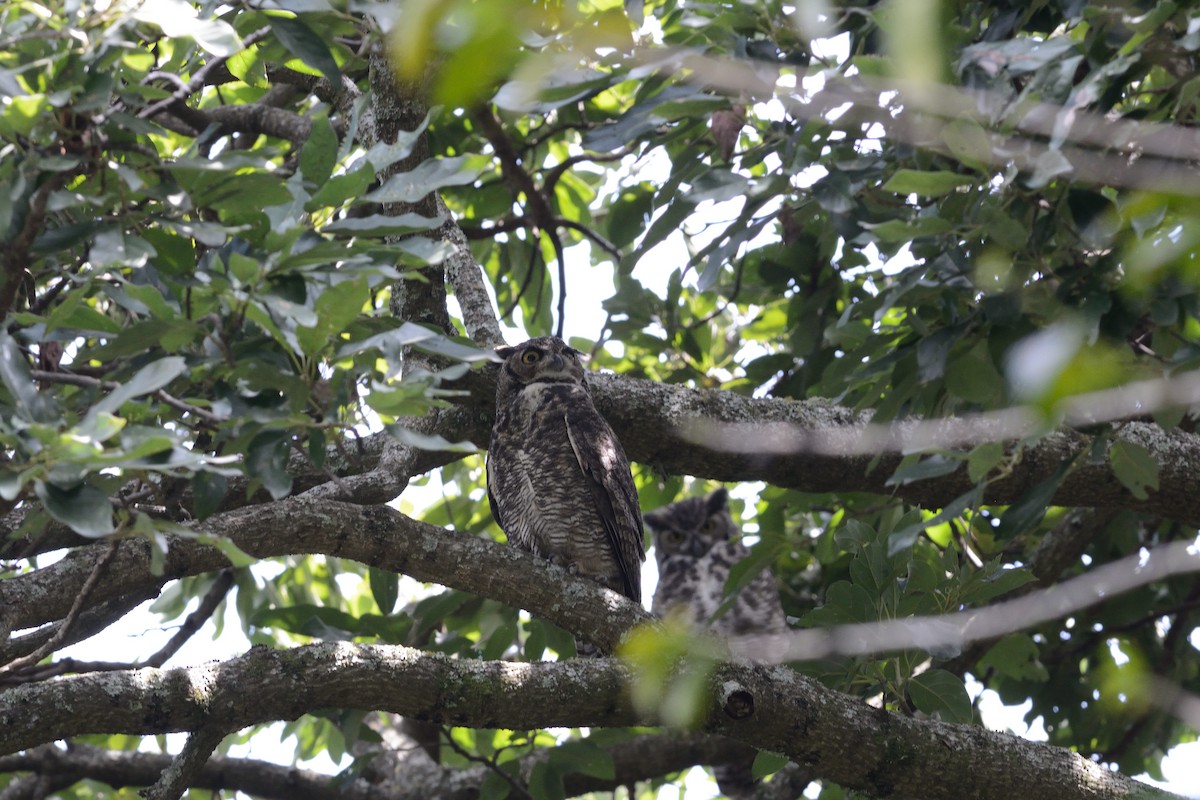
left=563, top=406, right=646, bottom=603
left=485, top=457, right=504, bottom=531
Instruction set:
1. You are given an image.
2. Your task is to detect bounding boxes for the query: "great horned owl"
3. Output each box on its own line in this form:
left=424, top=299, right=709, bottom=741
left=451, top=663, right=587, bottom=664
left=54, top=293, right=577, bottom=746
left=487, top=336, right=645, bottom=650
left=646, top=488, right=788, bottom=799
left=647, top=488, right=787, bottom=637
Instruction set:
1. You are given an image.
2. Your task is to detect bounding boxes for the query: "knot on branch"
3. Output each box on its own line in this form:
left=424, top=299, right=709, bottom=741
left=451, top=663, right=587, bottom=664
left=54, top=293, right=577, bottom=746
left=720, top=681, right=755, bottom=720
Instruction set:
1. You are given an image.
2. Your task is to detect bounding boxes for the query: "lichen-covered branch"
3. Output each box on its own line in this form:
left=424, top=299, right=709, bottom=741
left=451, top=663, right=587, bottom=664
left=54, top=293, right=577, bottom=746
left=0, top=497, right=653, bottom=653
left=0, top=734, right=774, bottom=800
left=0, top=643, right=1178, bottom=800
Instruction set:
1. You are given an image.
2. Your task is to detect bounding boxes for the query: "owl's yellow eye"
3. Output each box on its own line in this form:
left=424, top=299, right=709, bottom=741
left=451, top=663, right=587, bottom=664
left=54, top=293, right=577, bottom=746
left=701, top=518, right=718, bottom=533
left=521, top=350, right=541, bottom=365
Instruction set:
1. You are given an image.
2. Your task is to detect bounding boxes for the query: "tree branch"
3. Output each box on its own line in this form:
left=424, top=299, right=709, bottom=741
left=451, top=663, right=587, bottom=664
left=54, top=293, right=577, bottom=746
left=142, top=726, right=230, bottom=800
left=0, top=733, right=778, bottom=800
left=0, top=498, right=654, bottom=652
left=0, top=643, right=1178, bottom=800
left=0, top=541, right=119, bottom=678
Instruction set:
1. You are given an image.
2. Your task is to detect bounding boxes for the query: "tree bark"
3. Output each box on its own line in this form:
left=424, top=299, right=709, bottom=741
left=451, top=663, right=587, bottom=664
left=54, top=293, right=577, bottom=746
left=0, top=641, right=1178, bottom=800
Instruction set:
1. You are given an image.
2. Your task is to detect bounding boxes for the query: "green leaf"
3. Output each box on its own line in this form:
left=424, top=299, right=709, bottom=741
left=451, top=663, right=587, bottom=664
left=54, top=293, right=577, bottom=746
left=908, top=669, right=972, bottom=724
left=228, top=252, right=260, bottom=284
left=979, top=634, right=1049, bottom=682
left=883, top=169, right=975, bottom=197
left=0, top=331, right=51, bottom=420
left=90, top=357, right=188, bottom=419
left=195, top=533, right=257, bottom=567
left=192, top=471, right=229, bottom=521
left=364, top=156, right=484, bottom=204
left=34, top=480, right=115, bottom=537
left=361, top=109, right=435, bottom=170
left=130, top=0, right=242, bottom=56
left=269, top=15, right=341, bottom=84
left=996, top=459, right=1074, bottom=539
left=1109, top=439, right=1159, bottom=501
left=887, top=455, right=961, bottom=486
left=865, top=217, right=954, bottom=243
left=478, top=769, right=513, bottom=800
left=529, top=761, right=565, bottom=800
left=966, top=441, right=1006, bottom=483
left=301, top=116, right=337, bottom=186
left=322, top=213, right=441, bottom=236
left=940, top=118, right=992, bottom=169
left=227, top=43, right=267, bottom=87
left=246, top=431, right=293, bottom=500
left=252, top=604, right=359, bottom=639
left=369, top=567, right=400, bottom=614
left=306, top=163, right=374, bottom=210
left=751, top=750, right=790, bottom=780
left=888, top=486, right=983, bottom=555
left=968, top=566, right=1035, bottom=603
left=548, top=741, right=616, bottom=781
left=386, top=425, right=479, bottom=453
left=946, top=343, right=1005, bottom=404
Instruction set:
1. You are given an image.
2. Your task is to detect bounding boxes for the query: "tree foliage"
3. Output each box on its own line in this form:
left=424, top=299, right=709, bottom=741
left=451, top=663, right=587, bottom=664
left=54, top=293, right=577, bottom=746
left=2, top=0, right=1200, bottom=798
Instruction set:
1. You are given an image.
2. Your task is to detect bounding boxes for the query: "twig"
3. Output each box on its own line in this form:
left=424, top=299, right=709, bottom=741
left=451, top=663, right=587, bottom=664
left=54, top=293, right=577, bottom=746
left=543, top=148, right=632, bottom=193
left=550, top=229, right=567, bottom=339
left=460, top=216, right=531, bottom=239
left=138, top=26, right=272, bottom=121
left=30, top=370, right=223, bottom=427
left=556, top=218, right=622, bottom=262
left=0, top=540, right=120, bottom=677
left=148, top=569, right=235, bottom=667
left=473, top=106, right=569, bottom=335
left=441, top=728, right=534, bottom=800
left=1, top=172, right=71, bottom=322
left=499, top=234, right=541, bottom=323
left=729, top=538, right=1200, bottom=664
left=7, top=570, right=231, bottom=681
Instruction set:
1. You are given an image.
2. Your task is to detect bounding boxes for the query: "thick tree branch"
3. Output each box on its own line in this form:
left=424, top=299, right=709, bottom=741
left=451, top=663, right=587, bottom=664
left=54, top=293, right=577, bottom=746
left=0, top=643, right=1178, bottom=800
left=0, top=498, right=653, bottom=652
left=0, top=733, right=772, bottom=800
left=582, top=374, right=1200, bottom=526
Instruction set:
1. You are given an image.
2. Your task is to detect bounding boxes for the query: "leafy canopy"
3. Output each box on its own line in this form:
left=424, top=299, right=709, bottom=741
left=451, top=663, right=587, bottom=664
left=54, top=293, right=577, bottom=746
left=2, top=0, right=1200, bottom=797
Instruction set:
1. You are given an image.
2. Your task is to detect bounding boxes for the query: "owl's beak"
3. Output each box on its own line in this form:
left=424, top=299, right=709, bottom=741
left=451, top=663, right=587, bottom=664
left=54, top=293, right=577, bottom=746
left=543, top=353, right=575, bottom=379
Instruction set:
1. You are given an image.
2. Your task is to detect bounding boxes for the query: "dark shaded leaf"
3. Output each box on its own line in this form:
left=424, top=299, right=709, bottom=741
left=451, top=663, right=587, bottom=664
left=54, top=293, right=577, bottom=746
left=269, top=15, right=340, bottom=84
left=34, top=480, right=114, bottom=537
left=909, top=670, right=972, bottom=724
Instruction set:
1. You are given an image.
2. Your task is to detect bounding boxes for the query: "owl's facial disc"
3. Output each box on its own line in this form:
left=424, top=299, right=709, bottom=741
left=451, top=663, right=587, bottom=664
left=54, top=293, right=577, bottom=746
left=514, top=344, right=580, bottom=384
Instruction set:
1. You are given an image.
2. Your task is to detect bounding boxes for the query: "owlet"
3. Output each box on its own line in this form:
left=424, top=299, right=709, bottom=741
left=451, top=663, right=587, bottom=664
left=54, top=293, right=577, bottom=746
left=646, top=488, right=789, bottom=799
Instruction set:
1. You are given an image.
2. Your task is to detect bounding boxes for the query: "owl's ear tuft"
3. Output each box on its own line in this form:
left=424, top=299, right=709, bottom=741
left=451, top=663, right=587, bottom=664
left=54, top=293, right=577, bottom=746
left=643, top=509, right=666, bottom=530
left=495, top=345, right=517, bottom=360
left=706, top=488, right=730, bottom=514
